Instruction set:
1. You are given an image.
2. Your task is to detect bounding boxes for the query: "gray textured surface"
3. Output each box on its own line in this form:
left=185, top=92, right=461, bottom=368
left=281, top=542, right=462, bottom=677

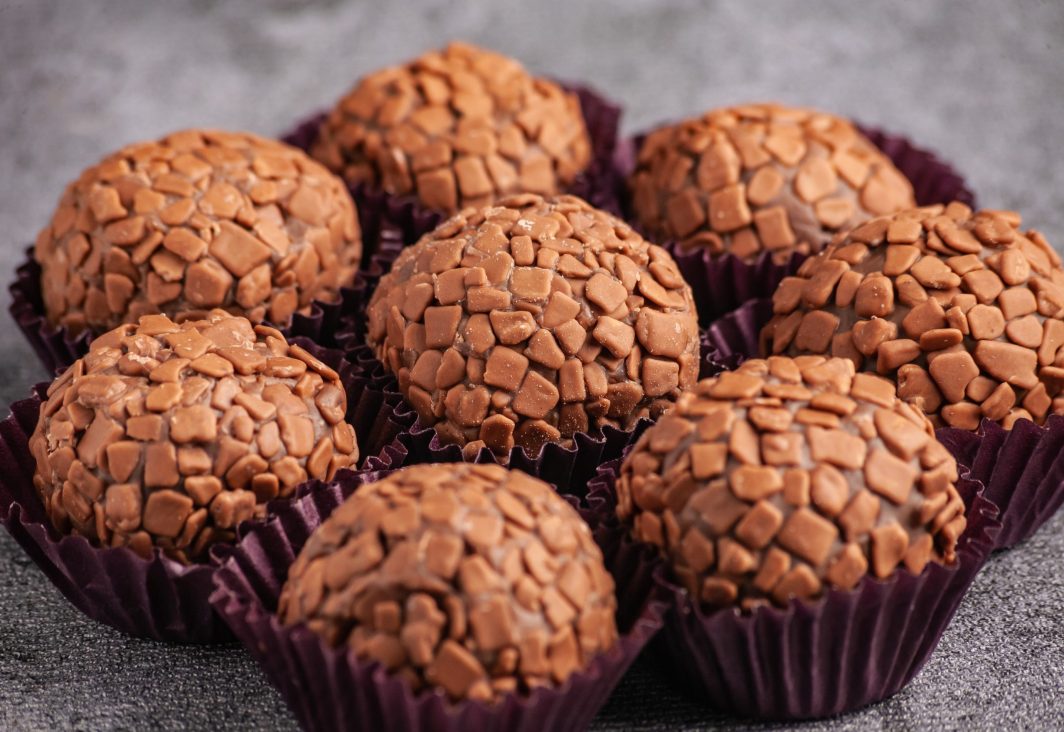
left=1, top=0, right=1062, bottom=729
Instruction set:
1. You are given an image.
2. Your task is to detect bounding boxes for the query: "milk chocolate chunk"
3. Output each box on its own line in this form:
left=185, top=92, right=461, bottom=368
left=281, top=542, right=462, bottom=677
left=35, top=129, right=361, bottom=336
left=629, top=103, right=915, bottom=263
left=763, top=205, right=1064, bottom=428
left=30, top=310, right=359, bottom=563
left=278, top=463, right=618, bottom=701
left=616, top=356, right=966, bottom=610
left=367, top=194, right=700, bottom=459
left=311, top=43, right=591, bottom=215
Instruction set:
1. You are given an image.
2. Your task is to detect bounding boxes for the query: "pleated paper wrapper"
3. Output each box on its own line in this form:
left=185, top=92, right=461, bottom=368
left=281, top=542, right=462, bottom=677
left=585, top=458, right=1000, bottom=720
left=0, top=340, right=350, bottom=643
left=209, top=474, right=666, bottom=732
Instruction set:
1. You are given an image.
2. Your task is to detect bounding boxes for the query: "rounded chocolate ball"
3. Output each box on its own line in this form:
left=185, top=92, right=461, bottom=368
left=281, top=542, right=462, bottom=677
left=629, top=103, right=915, bottom=262
left=35, top=129, right=362, bottom=336
left=762, top=204, right=1064, bottom=429
left=278, top=463, right=618, bottom=702
left=311, top=42, right=592, bottom=215
left=616, top=356, right=966, bottom=610
left=366, top=194, right=701, bottom=458
left=30, top=310, right=359, bottom=563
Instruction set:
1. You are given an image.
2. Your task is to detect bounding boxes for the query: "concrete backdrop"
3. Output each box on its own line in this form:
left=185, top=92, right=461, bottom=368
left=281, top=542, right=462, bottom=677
left=0, top=0, right=1061, bottom=729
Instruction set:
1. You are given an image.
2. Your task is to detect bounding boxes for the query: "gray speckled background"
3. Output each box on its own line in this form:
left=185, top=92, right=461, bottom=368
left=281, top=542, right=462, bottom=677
left=1, top=0, right=1062, bottom=729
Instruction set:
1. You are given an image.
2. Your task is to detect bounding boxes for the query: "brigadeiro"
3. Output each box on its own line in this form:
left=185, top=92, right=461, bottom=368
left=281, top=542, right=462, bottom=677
left=617, top=356, right=966, bottom=609
left=310, top=43, right=593, bottom=216
left=278, top=463, right=619, bottom=702
left=365, top=193, right=701, bottom=459
left=33, top=129, right=362, bottom=339
left=762, top=203, right=1064, bottom=430
left=604, top=355, right=996, bottom=718
left=30, top=309, right=359, bottom=563
left=628, top=103, right=915, bottom=263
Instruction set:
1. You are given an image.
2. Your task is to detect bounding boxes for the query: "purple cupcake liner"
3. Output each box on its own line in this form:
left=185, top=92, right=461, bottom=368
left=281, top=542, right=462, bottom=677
left=338, top=343, right=652, bottom=498
left=666, top=246, right=807, bottom=328
left=613, top=124, right=977, bottom=324
left=8, top=246, right=365, bottom=376
left=585, top=459, right=1000, bottom=720
left=703, top=297, right=772, bottom=370
left=0, top=341, right=353, bottom=643
left=709, top=298, right=1064, bottom=550
left=937, top=417, right=1064, bottom=549
left=209, top=474, right=666, bottom=732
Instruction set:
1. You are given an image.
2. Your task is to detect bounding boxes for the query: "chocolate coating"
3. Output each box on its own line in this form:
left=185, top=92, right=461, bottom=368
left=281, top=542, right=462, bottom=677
left=366, top=194, right=701, bottom=458
left=278, top=463, right=618, bottom=702
left=629, top=103, right=915, bottom=262
left=311, top=42, right=592, bottom=215
left=616, top=356, right=966, bottom=610
left=762, top=204, right=1064, bottom=429
left=35, top=129, right=361, bottom=336
left=30, top=310, right=359, bottom=563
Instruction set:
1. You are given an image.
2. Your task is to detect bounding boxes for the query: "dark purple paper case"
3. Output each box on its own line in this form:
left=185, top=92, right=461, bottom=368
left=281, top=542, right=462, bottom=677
left=9, top=246, right=364, bottom=376
left=209, top=477, right=665, bottom=732
left=0, top=340, right=351, bottom=643
left=339, top=342, right=653, bottom=498
left=282, top=82, right=624, bottom=247
left=708, top=298, right=1064, bottom=550
left=702, top=297, right=773, bottom=373
left=585, top=460, right=1000, bottom=721
left=613, top=124, right=977, bottom=324
left=938, top=417, right=1064, bottom=549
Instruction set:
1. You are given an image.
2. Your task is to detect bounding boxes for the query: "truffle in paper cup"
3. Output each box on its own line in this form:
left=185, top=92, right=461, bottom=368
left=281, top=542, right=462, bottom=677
left=283, top=80, right=624, bottom=260
left=209, top=474, right=665, bottom=732
left=11, top=129, right=366, bottom=374
left=586, top=459, right=999, bottom=720
left=591, top=355, right=999, bottom=719
left=0, top=390, right=230, bottom=642
left=360, top=194, right=700, bottom=468
left=615, top=118, right=976, bottom=323
left=0, top=331, right=355, bottom=643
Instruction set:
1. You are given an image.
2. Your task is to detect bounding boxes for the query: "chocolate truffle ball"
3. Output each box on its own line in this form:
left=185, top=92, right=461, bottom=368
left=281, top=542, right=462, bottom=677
left=278, top=463, right=618, bottom=702
left=629, top=103, right=916, bottom=262
left=616, top=356, right=966, bottom=610
left=30, top=310, right=359, bottom=563
left=311, top=42, right=592, bottom=215
left=366, top=194, right=701, bottom=458
left=762, top=204, right=1064, bottom=429
left=35, top=129, right=362, bottom=336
